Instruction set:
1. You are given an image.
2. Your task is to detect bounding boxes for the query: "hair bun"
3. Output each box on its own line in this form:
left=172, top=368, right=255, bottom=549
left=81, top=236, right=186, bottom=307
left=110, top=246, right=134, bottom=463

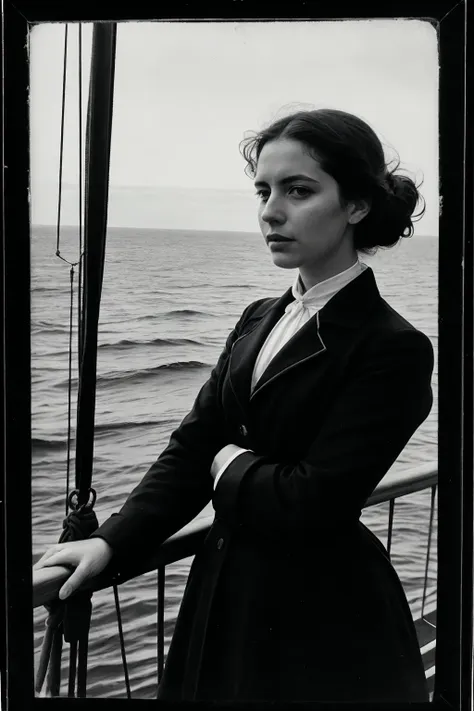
left=381, top=172, right=424, bottom=238
left=353, top=170, right=425, bottom=253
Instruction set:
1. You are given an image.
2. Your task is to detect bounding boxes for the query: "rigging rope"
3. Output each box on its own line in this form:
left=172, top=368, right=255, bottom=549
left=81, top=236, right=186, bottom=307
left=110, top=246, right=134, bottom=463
left=55, top=24, right=68, bottom=264
left=113, top=585, right=132, bottom=699
left=53, top=23, right=80, bottom=517
left=65, top=266, right=75, bottom=516
left=78, top=23, right=84, bottom=369
left=55, top=25, right=79, bottom=272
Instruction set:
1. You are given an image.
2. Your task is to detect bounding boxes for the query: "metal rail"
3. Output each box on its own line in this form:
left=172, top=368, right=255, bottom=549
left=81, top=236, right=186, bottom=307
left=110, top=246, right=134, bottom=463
left=33, top=461, right=438, bottom=609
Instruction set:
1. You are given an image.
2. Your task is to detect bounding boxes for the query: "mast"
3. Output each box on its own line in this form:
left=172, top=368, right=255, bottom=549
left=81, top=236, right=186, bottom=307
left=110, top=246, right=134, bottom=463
left=75, top=23, right=117, bottom=508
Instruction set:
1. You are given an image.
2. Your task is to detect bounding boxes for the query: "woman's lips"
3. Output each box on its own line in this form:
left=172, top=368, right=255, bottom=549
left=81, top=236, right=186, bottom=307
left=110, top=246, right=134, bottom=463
left=267, top=234, right=294, bottom=243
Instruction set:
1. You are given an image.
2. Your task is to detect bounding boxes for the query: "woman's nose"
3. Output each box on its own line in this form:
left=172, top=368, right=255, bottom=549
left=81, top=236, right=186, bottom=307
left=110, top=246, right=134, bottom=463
left=260, top=196, right=285, bottom=224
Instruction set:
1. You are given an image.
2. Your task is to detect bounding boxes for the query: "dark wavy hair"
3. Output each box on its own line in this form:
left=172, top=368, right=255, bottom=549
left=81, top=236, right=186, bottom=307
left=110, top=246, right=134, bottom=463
left=240, top=109, right=425, bottom=255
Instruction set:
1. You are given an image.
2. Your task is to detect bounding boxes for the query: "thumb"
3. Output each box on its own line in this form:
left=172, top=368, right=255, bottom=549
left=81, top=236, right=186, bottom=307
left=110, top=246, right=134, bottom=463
left=59, top=563, right=89, bottom=600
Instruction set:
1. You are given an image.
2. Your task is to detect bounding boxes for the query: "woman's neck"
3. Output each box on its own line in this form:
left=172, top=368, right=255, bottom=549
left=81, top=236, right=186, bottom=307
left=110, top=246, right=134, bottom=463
left=299, top=253, right=359, bottom=292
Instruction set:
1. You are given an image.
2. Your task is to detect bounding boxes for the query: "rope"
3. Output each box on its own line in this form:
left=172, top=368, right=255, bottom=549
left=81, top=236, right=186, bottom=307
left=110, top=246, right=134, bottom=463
left=53, top=23, right=82, bottom=519
left=46, top=625, right=64, bottom=696
left=35, top=606, right=63, bottom=694
left=65, top=266, right=75, bottom=515
left=78, top=23, right=84, bottom=367
left=77, top=635, right=89, bottom=697
left=55, top=25, right=78, bottom=270
left=113, top=584, right=132, bottom=698
left=36, top=492, right=99, bottom=698
left=54, top=24, right=79, bottom=518
left=68, top=641, right=77, bottom=697
left=35, top=626, right=54, bottom=694
left=56, top=24, right=68, bottom=263
left=62, top=589, right=93, bottom=697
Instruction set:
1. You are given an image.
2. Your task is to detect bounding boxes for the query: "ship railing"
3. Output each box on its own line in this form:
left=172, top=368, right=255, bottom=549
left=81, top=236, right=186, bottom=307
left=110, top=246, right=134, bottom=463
left=33, top=461, right=438, bottom=695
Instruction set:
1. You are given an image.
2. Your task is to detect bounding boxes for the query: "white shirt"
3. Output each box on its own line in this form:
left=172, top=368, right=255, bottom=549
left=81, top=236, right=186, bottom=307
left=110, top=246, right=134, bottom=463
left=213, top=260, right=367, bottom=487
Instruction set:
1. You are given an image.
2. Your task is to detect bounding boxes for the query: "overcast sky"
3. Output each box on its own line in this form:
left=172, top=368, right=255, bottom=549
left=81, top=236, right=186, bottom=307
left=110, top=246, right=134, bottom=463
left=29, top=20, right=439, bottom=234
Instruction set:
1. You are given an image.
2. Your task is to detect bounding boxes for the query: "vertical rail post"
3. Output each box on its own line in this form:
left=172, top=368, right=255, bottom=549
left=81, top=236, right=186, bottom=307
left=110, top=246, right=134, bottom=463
left=112, top=584, right=132, bottom=698
left=386, top=499, right=395, bottom=558
left=157, top=566, right=165, bottom=691
left=422, top=485, right=437, bottom=620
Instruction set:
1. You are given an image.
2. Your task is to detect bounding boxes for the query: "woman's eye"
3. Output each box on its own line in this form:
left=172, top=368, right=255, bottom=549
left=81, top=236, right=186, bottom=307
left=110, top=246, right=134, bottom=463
left=289, top=186, right=311, bottom=198
left=255, top=189, right=269, bottom=202
left=255, top=186, right=311, bottom=202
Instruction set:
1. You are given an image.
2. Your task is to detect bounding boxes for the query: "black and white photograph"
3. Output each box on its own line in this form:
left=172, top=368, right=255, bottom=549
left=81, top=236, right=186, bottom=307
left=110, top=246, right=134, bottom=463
left=1, top=5, right=470, bottom=708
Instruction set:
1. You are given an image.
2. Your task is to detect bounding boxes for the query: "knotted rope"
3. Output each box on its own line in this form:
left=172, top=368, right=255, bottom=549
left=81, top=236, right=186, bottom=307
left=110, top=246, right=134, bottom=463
left=35, top=490, right=98, bottom=697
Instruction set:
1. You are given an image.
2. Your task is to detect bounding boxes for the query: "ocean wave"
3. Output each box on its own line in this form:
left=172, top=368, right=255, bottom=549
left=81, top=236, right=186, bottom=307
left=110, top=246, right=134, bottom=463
left=32, top=437, right=70, bottom=452
left=31, top=286, right=62, bottom=294
left=35, top=336, right=207, bottom=358
left=133, top=310, right=216, bottom=322
left=32, top=325, right=69, bottom=336
left=32, top=417, right=179, bottom=451
left=98, top=360, right=210, bottom=383
left=98, top=336, right=206, bottom=351
left=94, top=418, right=177, bottom=435
left=169, top=283, right=215, bottom=289
left=170, top=283, right=252, bottom=290
left=160, top=309, right=216, bottom=320
left=32, top=317, right=68, bottom=328
left=222, top=284, right=254, bottom=289
left=55, top=360, right=211, bottom=389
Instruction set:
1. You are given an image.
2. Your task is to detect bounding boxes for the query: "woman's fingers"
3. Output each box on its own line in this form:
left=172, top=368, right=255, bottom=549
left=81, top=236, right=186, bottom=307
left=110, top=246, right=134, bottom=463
left=58, top=563, right=89, bottom=600
left=33, top=544, right=66, bottom=570
left=33, top=549, right=91, bottom=599
left=33, top=539, right=114, bottom=600
left=36, top=549, right=75, bottom=570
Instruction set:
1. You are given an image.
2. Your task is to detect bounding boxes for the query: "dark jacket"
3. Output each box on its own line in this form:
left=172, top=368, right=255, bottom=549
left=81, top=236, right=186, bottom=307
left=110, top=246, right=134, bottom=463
left=93, top=266, right=434, bottom=702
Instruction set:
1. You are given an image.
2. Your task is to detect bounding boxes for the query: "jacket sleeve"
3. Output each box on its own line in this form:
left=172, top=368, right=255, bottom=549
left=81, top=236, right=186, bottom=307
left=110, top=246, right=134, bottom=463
left=212, top=328, right=434, bottom=538
left=90, top=300, right=264, bottom=565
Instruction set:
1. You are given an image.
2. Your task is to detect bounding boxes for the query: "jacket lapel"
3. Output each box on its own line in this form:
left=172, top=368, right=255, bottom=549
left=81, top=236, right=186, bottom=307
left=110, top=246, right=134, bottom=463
left=228, top=267, right=381, bottom=410
left=228, top=288, right=292, bottom=409
left=249, top=310, right=327, bottom=400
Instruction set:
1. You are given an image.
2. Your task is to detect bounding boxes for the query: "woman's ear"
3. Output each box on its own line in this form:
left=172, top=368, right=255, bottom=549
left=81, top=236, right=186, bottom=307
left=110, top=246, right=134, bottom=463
left=347, top=200, right=371, bottom=225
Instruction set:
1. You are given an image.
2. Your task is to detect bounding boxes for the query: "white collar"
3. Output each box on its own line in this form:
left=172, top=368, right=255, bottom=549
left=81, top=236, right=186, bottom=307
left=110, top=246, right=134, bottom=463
left=290, top=260, right=365, bottom=312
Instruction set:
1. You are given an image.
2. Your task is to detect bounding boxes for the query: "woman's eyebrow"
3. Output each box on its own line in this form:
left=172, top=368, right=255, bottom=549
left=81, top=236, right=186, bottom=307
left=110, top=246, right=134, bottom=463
left=254, top=174, right=320, bottom=188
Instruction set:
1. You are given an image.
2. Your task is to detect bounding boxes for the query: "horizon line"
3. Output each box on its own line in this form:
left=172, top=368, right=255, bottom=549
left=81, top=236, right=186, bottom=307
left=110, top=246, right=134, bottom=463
left=56, top=183, right=254, bottom=193
left=31, top=223, right=439, bottom=239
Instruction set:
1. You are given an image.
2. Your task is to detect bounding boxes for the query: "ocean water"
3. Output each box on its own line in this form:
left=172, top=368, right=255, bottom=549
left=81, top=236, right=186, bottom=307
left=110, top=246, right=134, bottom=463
left=31, top=225, right=439, bottom=699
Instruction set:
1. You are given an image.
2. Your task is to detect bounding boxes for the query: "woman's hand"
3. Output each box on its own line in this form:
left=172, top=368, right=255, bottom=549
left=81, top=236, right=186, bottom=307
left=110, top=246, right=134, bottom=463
left=33, top=538, right=114, bottom=600
left=210, top=444, right=245, bottom=480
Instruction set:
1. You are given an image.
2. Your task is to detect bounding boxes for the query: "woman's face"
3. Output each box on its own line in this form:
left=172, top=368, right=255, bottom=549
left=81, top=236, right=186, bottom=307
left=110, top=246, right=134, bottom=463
left=254, top=138, right=365, bottom=288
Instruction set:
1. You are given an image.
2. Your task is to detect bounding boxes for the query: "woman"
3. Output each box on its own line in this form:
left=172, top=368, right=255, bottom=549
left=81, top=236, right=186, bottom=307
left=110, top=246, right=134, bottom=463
left=35, top=109, right=434, bottom=702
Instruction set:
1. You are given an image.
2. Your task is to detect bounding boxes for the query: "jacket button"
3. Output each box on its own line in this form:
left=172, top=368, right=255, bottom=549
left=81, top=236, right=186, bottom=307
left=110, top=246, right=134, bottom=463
left=217, top=538, right=224, bottom=550
left=239, top=424, right=248, bottom=437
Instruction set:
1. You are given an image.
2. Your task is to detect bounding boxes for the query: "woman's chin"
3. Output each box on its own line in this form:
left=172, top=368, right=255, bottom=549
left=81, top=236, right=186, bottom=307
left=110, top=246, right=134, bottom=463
left=270, top=252, right=300, bottom=270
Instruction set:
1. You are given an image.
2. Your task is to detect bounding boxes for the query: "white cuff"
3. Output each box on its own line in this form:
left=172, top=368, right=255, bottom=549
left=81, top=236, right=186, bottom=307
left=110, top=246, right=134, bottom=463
left=213, top=448, right=250, bottom=489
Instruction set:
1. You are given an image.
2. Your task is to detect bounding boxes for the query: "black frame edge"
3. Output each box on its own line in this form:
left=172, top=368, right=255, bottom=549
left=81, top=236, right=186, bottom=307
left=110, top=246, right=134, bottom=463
left=461, top=0, right=474, bottom=708
left=0, top=0, right=464, bottom=23
left=434, top=1, right=472, bottom=709
left=3, top=1, right=34, bottom=710
left=1, top=0, right=470, bottom=709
